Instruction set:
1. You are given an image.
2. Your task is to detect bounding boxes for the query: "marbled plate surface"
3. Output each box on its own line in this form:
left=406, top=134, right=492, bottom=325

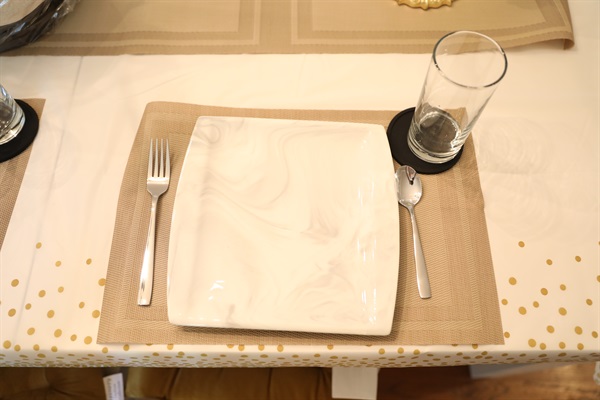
left=167, top=116, right=399, bottom=335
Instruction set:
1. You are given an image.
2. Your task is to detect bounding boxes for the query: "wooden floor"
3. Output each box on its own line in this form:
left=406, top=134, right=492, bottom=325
left=377, top=363, right=599, bottom=400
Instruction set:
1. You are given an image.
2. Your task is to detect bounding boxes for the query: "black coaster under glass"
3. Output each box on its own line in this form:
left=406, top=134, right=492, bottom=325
left=386, top=107, right=462, bottom=175
left=0, top=100, right=39, bottom=163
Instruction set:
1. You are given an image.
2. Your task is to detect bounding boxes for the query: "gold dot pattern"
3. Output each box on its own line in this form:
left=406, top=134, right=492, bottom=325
left=559, top=307, right=567, bottom=316
left=0, top=342, right=596, bottom=367
left=0, top=241, right=596, bottom=369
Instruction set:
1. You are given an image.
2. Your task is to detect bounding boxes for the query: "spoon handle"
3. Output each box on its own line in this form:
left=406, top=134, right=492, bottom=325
left=408, top=206, right=431, bottom=299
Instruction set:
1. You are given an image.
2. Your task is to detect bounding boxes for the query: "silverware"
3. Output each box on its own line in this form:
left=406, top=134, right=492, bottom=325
left=396, top=165, right=431, bottom=299
left=138, top=138, right=170, bottom=306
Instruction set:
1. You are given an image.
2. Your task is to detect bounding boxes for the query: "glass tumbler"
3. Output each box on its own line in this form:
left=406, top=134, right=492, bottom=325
left=407, top=31, right=507, bottom=163
left=0, top=84, right=25, bottom=145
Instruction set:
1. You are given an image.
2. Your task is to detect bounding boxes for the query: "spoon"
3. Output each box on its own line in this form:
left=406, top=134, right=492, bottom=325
left=396, top=165, right=431, bottom=299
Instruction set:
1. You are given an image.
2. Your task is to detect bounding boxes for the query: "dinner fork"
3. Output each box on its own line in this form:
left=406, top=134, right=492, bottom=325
left=138, top=138, right=170, bottom=306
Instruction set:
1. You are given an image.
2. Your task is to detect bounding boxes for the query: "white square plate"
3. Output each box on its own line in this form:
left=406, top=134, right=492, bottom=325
left=167, top=116, right=399, bottom=335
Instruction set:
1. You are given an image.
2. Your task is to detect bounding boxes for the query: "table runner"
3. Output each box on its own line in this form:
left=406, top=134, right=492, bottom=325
left=6, top=0, right=573, bottom=55
left=0, top=99, right=45, bottom=250
left=98, top=102, right=504, bottom=345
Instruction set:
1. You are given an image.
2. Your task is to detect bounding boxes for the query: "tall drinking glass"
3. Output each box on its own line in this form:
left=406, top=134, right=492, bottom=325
left=0, top=84, right=25, bottom=145
left=407, top=31, right=507, bottom=164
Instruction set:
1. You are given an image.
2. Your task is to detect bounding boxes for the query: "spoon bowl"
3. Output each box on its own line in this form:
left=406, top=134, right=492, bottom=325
left=397, top=166, right=423, bottom=208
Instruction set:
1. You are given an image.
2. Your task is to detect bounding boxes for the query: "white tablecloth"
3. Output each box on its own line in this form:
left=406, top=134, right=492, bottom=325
left=0, top=0, right=598, bottom=368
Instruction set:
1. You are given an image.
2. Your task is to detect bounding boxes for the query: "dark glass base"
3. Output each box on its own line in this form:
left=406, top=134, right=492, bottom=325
left=0, top=100, right=40, bottom=162
left=386, top=108, right=463, bottom=175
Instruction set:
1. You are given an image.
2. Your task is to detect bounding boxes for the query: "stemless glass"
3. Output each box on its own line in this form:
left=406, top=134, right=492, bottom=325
left=407, top=31, right=508, bottom=164
left=0, top=83, right=25, bottom=145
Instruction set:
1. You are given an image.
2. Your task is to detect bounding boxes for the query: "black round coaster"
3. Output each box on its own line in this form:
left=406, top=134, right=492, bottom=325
left=0, top=100, right=40, bottom=163
left=386, top=108, right=463, bottom=175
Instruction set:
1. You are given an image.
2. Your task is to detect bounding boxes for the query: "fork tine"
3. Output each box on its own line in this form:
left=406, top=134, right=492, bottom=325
left=165, top=139, right=170, bottom=180
left=148, top=139, right=154, bottom=178
left=153, top=139, right=159, bottom=177
left=159, top=139, right=165, bottom=178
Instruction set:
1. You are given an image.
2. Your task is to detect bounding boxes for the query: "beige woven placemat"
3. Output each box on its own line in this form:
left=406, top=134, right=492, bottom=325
left=0, top=99, right=45, bottom=250
left=98, top=102, right=503, bottom=346
left=6, top=0, right=573, bottom=55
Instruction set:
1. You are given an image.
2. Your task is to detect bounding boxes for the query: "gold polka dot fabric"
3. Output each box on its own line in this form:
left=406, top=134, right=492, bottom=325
left=98, top=102, right=504, bottom=346
left=493, top=239, right=600, bottom=366
left=2, top=101, right=598, bottom=369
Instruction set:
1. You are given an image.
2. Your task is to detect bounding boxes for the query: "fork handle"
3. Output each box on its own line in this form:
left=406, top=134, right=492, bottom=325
left=138, top=194, right=159, bottom=305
